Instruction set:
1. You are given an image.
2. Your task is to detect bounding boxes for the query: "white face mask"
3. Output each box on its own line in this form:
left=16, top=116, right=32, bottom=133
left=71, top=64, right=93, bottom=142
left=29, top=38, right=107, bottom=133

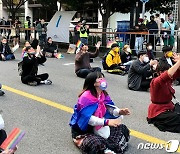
left=148, top=46, right=152, bottom=50
left=127, top=48, right=131, bottom=53
left=143, top=56, right=149, bottom=63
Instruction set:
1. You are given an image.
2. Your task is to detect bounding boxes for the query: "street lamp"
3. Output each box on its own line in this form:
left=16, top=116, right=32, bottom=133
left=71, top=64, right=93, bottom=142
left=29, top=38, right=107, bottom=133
left=140, top=0, right=149, bottom=19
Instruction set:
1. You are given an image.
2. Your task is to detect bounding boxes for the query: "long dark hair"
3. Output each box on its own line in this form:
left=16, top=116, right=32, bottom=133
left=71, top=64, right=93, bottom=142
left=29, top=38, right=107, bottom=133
left=31, top=39, right=39, bottom=49
left=78, top=72, right=108, bottom=97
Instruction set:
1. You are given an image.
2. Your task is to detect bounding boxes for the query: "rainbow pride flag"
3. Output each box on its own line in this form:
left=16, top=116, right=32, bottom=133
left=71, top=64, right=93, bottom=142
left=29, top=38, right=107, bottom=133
left=54, top=53, right=64, bottom=59
left=0, top=128, right=25, bottom=150
left=76, top=40, right=83, bottom=48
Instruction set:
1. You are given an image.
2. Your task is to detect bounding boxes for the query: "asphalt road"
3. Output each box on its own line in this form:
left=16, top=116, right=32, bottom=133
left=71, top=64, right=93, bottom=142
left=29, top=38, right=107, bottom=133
left=0, top=50, right=179, bottom=154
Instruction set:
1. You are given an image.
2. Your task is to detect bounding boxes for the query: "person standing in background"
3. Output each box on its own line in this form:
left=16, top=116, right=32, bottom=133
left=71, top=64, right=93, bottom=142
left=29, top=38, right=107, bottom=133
left=154, top=13, right=161, bottom=46
left=162, top=13, right=176, bottom=47
left=79, top=20, right=89, bottom=44
left=74, top=20, right=81, bottom=44
left=36, top=19, right=47, bottom=47
left=24, top=16, right=31, bottom=41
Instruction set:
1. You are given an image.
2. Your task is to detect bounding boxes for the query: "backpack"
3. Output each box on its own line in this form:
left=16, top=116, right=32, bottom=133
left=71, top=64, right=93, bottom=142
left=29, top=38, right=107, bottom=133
left=102, top=50, right=114, bottom=70
left=18, top=61, right=23, bottom=76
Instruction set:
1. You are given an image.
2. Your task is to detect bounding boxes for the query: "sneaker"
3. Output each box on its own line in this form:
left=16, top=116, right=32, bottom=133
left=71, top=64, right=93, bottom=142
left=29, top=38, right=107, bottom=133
left=44, top=80, right=52, bottom=85
left=104, top=148, right=116, bottom=154
left=0, top=90, right=5, bottom=96
left=28, top=81, right=38, bottom=86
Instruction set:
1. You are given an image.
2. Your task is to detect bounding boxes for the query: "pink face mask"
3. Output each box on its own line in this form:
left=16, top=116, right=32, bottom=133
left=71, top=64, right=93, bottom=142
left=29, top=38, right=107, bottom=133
left=99, top=79, right=107, bottom=90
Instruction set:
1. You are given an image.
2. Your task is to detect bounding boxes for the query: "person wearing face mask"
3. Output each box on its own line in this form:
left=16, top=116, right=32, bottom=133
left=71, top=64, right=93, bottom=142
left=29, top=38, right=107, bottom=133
left=146, top=43, right=155, bottom=60
left=128, top=50, right=157, bottom=91
left=36, top=19, right=47, bottom=47
left=160, top=46, right=180, bottom=85
left=105, top=43, right=127, bottom=74
left=21, top=46, right=52, bottom=86
left=162, top=13, right=175, bottom=47
left=75, top=42, right=101, bottom=78
left=69, top=71, right=130, bottom=154
left=0, top=37, right=15, bottom=61
left=121, top=45, right=133, bottom=68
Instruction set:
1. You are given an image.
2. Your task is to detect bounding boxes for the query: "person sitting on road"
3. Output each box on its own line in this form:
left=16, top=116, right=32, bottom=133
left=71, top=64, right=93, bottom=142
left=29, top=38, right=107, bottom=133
left=160, top=46, right=180, bottom=86
left=31, top=38, right=39, bottom=50
left=0, top=83, right=5, bottom=96
left=69, top=71, right=130, bottom=154
left=75, top=42, right=101, bottom=78
left=22, top=41, right=31, bottom=58
left=128, top=50, right=157, bottom=91
left=147, top=53, right=180, bottom=133
left=43, top=37, right=58, bottom=57
left=0, top=37, right=15, bottom=61
left=121, top=44, right=133, bottom=71
left=105, top=43, right=127, bottom=74
left=21, top=46, right=52, bottom=86
left=146, top=43, right=155, bottom=60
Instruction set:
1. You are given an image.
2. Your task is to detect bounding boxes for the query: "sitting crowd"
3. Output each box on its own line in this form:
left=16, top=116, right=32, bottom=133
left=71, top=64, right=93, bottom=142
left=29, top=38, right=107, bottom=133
left=1, top=33, right=180, bottom=154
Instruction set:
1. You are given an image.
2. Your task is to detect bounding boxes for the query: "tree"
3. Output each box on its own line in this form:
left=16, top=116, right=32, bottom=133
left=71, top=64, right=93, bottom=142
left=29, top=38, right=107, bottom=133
left=2, top=0, right=28, bottom=20
left=60, top=0, right=174, bottom=46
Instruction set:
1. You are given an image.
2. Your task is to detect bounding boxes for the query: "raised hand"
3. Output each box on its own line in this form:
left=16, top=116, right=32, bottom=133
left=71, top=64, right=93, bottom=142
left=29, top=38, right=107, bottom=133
left=172, top=53, right=180, bottom=63
left=119, top=108, right=130, bottom=115
left=108, top=119, right=121, bottom=127
left=95, top=41, right=101, bottom=49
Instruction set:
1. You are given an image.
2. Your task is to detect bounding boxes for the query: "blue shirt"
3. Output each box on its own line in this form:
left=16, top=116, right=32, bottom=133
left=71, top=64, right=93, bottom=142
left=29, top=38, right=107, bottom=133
left=162, top=21, right=175, bottom=36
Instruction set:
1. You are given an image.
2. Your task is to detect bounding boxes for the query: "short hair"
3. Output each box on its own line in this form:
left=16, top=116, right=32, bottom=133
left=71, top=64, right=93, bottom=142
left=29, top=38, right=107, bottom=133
left=162, top=46, right=173, bottom=53
left=25, top=46, right=32, bottom=51
left=155, top=13, right=160, bottom=17
left=168, top=13, right=172, bottom=17
left=111, top=43, right=119, bottom=49
left=137, top=50, right=147, bottom=58
left=146, top=43, right=152, bottom=47
left=156, top=59, right=170, bottom=73
left=1, top=37, right=7, bottom=40
left=47, top=37, right=52, bottom=41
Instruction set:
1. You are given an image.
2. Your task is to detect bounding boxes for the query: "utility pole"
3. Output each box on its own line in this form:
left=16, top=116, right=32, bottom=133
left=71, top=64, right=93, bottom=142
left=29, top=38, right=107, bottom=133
left=140, top=0, right=149, bottom=19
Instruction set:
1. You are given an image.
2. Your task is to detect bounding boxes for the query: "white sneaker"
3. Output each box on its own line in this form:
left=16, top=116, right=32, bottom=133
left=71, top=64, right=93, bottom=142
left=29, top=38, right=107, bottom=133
left=44, top=80, right=52, bottom=85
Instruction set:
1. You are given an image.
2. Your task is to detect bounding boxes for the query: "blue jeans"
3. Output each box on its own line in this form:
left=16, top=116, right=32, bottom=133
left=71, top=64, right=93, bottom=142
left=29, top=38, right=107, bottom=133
left=76, top=67, right=101, bottom=78
left=39, top=34, right=47, bottom=47
left=5, top=54, right=15, bottom=60
left=80, top=38, right=88, bottom=45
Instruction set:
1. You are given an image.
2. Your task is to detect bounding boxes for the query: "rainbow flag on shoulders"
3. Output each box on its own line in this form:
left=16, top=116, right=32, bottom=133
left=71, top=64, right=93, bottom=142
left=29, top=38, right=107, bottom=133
left=0, top=128, right=25, bottom=150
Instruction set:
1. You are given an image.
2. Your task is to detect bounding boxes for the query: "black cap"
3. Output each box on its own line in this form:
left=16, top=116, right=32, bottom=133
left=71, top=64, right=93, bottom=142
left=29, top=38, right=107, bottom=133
left=162, top=46, right=173, bottom=53
left=111, top=43, right=119, bottom=49
left=137, top=50, right=147, bottom=58
left=26, top=16, right=31, bottom=19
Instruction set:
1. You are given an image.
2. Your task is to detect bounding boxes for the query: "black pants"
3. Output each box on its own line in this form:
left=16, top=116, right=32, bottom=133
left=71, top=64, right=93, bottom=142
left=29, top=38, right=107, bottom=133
left=140, top=79, right=152, bottom=91
left=25, top=30, right=31, bottom=41
left=21, top=73, right=49, bottom=85
left=76, top=67, right=101, bottom=78
left=0, top=129, right=7, bottom=145
left=147, top=110, right=180, bottom=133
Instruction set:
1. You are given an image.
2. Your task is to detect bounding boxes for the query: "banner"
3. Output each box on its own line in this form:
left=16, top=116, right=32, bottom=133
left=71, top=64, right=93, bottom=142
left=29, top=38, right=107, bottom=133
left=47, top=11, right=76, bottom=43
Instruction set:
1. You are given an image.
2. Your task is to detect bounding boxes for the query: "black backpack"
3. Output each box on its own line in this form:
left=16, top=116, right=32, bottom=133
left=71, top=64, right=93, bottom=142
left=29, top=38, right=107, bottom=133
left=18, top=61, right=23, bottom=76
left=102, top=50, right=114, bottom=70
